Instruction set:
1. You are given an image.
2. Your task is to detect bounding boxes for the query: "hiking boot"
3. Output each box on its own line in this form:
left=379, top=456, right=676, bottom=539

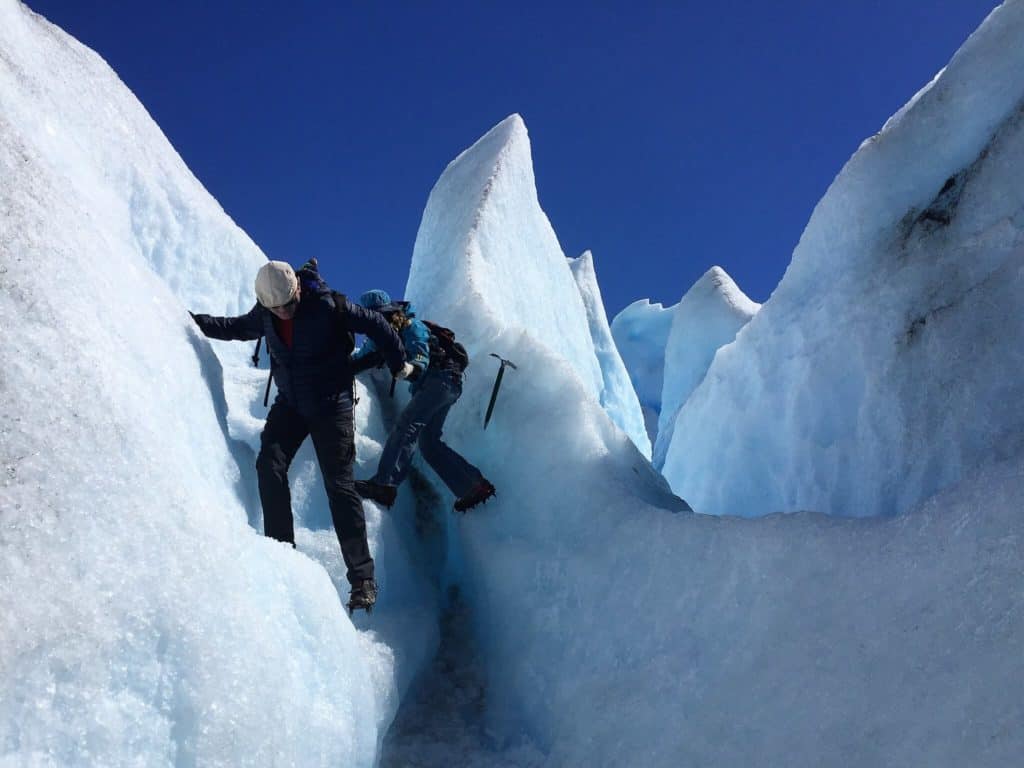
left=354, top=479, right=397, bottom=508
left=347, top=578, right=378, bottom=615
left=454, top=479, right=496, bottom=513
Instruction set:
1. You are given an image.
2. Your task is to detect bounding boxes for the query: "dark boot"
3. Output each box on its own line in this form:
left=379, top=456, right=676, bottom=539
left=454, top=479, right=496, bottom=513
left=348, top=578, right=378, bottom=614
left=354, top=479, right=398, bottom=508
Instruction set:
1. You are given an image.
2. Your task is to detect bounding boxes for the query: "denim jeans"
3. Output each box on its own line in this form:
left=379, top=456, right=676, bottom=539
left=374, top=368, right=483, bottom=497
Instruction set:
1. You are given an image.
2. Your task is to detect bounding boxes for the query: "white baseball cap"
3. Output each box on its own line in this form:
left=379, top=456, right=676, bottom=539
left=255, top=261, right=298, bottom=308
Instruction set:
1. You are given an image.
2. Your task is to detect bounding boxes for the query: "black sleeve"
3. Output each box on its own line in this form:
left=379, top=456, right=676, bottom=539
left=191, top=303, right=264, bottom=341
left=351, top=349, right=385, bottom=375
left=338, top=299, right=406, bottom=375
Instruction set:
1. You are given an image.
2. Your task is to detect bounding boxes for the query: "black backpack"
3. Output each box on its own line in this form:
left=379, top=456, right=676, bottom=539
left=423, top=320, right=470, bottom=372
left=297, top=258, right=355, bottom=356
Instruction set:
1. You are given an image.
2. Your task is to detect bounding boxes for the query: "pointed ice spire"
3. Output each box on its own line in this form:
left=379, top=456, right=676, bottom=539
left=653, top=266, right=759, bottom=467
left=406, top=114, right=604, bottom=400
left=568, top=250, right=652, bottom=458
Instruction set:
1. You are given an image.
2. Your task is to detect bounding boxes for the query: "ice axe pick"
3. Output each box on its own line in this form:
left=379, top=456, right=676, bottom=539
left=484, top=353, right=517, bottom=429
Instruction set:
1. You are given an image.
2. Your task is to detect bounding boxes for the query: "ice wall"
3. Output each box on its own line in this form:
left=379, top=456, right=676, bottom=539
left=653, top=266, right=758, bottom=467
left=406, top=115, right=1023, bottom=767
left=610, top=298, right=675, bottom=443
left=406, top=114, right=604, bottom=404
left=568, top=251, right=652, bottom=458
left=0, top=2, right=433, bottom=764
left=664, top=0, right=1024, bottom=517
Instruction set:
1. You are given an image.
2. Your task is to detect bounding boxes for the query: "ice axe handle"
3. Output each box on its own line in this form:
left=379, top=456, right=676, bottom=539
left=483, top=354, right=517, bottom=429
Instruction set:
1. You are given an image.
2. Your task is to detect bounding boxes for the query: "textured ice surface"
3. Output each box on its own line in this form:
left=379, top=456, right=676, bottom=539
left=406, top=114, right=605, bottom=408
left=567, top=251, right=651, bottom=458
left=610, top=298, right=675, bottom=443
left=405, top=93, right=1023, bottom=766
left=4, top=0, right=1024, bottom=765
left=653, top=266, right=758, bottom=467
left=664, top=0, right=1024, bottom=517
left=0, top=2, right=435, bottom=765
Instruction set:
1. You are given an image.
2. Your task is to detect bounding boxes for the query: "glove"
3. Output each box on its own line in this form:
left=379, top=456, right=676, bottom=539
left=394, top=362, right=416, bottom=380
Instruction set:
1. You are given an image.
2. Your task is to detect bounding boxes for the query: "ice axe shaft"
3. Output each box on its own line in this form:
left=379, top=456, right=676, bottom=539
left=484, top=353, right=517, bottom=429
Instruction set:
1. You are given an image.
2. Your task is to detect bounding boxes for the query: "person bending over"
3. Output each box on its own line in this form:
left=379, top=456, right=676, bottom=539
left=190, top=262, right=411, bottom=613
left=351, top=289, right=494, bottom=513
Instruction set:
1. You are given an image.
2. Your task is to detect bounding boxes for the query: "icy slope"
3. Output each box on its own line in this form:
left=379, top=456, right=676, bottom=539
left=0, top=2, right=431, bottom=764
left=653, top=266, right=758, bottom=467
left=568, top=251, right=651, bottom=458
left=610, top=298, right=675, bottom=443
left=405, top=109, right=1022, bottom=767
left=665, top=0, right=1024, bottom=517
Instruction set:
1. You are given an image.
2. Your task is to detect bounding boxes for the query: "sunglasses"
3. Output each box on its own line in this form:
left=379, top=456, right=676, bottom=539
left=271, top=295, right=299, bottom=311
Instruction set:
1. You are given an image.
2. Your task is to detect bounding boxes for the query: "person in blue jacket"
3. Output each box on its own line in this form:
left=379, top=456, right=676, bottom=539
left=352, top=289, right=495, bottom=512
left=190, top=262, right=411, bottom=613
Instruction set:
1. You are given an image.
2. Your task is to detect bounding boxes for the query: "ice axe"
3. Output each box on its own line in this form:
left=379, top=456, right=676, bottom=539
left=484, top=353, right=517, bottom=429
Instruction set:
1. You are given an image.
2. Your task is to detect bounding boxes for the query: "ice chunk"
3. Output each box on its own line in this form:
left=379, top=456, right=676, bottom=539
left=653, top=266, right=758, bottom=467
left=406, top=114, right=604, bottom=402
left=610, top=298, right=676, bottom=443
left=664, top=0, right=1024, bottom=517
left=568, top=251, right=652, bottom=458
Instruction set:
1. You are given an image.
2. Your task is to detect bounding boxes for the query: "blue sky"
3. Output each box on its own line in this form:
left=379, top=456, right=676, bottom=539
left=30, top=0, right=998, bottom=317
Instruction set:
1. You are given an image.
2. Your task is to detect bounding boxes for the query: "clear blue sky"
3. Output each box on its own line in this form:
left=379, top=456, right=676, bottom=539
left=29, top=0, right=998, bottom=317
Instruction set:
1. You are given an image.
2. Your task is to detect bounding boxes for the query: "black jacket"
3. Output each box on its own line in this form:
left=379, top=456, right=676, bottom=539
left=194, top=292, right=405, bottom=414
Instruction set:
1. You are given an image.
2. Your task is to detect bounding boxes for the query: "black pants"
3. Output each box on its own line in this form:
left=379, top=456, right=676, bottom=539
left=256, top=397, right=373, bottom=585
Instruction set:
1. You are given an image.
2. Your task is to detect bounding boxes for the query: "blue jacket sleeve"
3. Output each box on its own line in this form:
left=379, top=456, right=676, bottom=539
left=338, top=298, right=406, bottom=375
left=404, top=320, right=431, bottom=371
left=191, top=304, right=263, bottom=341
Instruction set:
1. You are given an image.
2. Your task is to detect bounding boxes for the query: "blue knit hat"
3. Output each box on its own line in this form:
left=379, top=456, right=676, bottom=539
left=359, top=289, right=392, bottom=310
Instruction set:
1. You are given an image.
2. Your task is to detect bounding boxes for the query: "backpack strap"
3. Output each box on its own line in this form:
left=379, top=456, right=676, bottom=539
left=329, top=291, right=356, bottom=357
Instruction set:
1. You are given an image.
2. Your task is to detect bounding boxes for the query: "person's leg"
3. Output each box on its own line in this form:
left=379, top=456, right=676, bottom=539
left=310, top=398, right=373, bottom=585
left=256, top=401, right=309, bottom=545
left=373, top=374, right=449, bottom=487
left=419, top=378, right=484, bottom=497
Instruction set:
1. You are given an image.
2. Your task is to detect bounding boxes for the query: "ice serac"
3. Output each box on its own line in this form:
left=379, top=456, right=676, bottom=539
left=664, top=0, right=1024, bottom=517
left=406, top=111, right=1022, bottom=766
left=653, top=266, right=759, bottom=467
left=0, top=2, right=434, bottom=765
left=406, top=113, right=604, bottom=402
left=568, top=251, right=652, bottom=458
left=610, top=298, right=676, bottom=443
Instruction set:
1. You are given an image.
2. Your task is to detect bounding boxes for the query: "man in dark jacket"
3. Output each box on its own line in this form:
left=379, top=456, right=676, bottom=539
left=190, top=260, right=410, bottom=613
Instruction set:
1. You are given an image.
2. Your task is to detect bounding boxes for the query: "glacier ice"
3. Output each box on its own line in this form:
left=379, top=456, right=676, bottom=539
left=0, top=2, right=436, bottom=765
left=662, top=0, right=1024, bottom=518
left=653, top=266, right=759, bottom=467
left=399, top=8, right=1024, bottom=762
left=610, top=265, right=757, bottom=462
left=568, top=250, right=651, bottom=458
left=3, top=0, right=1023, bottom=766
left=610, top=297, right=676, bottom=443
left=406, top=115, right=604, bottom=403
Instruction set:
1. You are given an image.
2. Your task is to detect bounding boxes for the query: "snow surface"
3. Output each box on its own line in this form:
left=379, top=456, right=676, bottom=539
left=0, top=2, right=437, bottom=765
left=663, top=0, right=1024, bottom=518
left=567, top=251, right=651, bottom=458
left=610, top=298, right=675, bottom=443
left=653, top=266, right=758, bottom=467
